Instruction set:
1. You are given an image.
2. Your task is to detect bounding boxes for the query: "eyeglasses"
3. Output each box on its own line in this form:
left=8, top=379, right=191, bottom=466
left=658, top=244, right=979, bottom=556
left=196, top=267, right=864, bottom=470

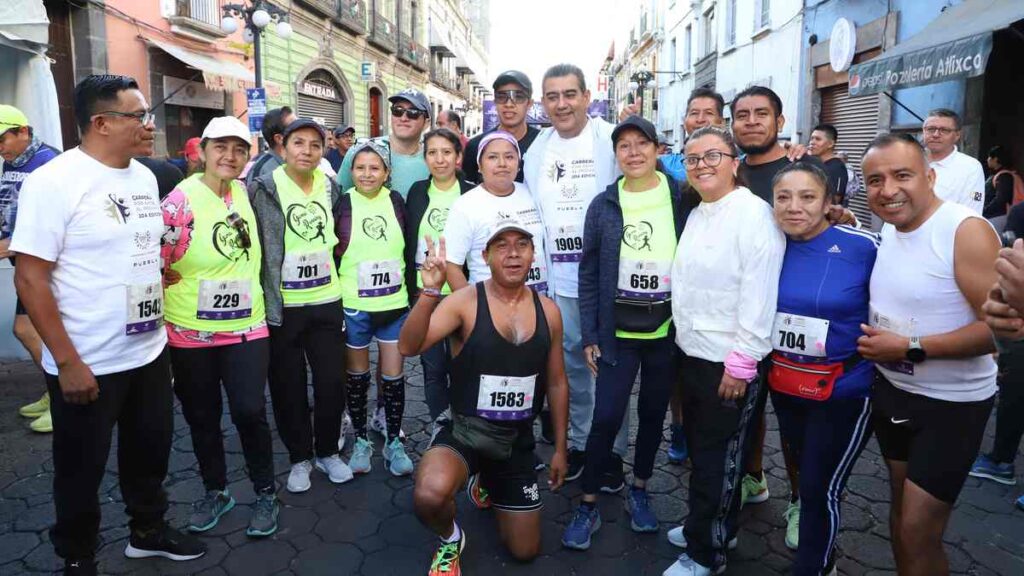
left=494, top=90, right=529, bottom=105
left=93, top=110, right=155, bottom=126
left=683, top=151, right=737, bottom=169
left=923, top=126, right=956, bottom=136
left=391, top=106, right=427, bottom=120
left=226, top=212, right=252, bottom=249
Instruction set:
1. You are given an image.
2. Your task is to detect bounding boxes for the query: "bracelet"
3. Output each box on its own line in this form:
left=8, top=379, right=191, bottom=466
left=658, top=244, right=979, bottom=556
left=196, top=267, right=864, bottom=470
left=420, top=288, right=442, bottom=298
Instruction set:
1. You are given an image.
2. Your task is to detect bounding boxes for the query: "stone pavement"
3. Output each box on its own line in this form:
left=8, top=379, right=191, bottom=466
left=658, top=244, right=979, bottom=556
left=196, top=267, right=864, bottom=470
left=1, top=356, right=1022, bottom=576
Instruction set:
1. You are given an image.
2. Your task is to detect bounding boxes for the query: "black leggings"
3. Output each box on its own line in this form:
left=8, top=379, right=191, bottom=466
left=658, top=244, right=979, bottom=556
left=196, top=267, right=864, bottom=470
left=990, top=341, right=1024, bottom=463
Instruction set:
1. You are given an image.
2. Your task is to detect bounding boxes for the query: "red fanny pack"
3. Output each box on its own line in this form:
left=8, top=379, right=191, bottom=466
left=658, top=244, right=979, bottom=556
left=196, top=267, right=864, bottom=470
left=768, top=353, right=861, bottom=401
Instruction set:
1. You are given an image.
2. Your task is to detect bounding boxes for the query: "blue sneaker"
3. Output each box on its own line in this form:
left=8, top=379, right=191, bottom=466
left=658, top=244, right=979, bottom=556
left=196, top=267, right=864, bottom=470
left=562, top=504, right=601, bottom=550
left=969, top=454, right=1016, bottom=485
left=625, top=486, right=658, bottom=532
left=350, top=438, right=373, bottom=474
left=668, top=425, right=688, bottom=464
left=1015, top=494, right=1024, bottom=511
left=383, top=437, right=414, bottom=476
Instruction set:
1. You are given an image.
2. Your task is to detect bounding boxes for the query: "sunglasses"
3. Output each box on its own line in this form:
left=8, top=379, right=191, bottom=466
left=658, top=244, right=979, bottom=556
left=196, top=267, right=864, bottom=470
left=494, top=90, right=529, bottom=105
left=226, top=212, right=252, bottom=249
left=391, top=106, right=427, bottom=120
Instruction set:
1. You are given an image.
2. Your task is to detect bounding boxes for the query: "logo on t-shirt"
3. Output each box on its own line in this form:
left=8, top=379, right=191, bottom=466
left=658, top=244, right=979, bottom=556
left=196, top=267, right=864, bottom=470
left=622, top=221, right=654, bottom=251
left=427, top=207, right=448, bottom=232
left=105, top=194, right=131, bottom=224
left=546, top=160, right=567, bottom=182
left=286, top=201, right=329, bottom=244
left=362, top=215, right=388, bottom=241
left=212, top=221, right=250, bottom=262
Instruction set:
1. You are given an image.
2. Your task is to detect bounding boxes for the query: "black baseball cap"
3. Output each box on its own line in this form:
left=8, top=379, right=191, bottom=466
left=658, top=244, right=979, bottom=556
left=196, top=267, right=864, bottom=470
left=612, top=115, right=659, bottom=146
left=493, top=70, right=532, bottom=97
left=282, top=118, right=326, bottom=144
left=333, top=125, right=355, bottom=137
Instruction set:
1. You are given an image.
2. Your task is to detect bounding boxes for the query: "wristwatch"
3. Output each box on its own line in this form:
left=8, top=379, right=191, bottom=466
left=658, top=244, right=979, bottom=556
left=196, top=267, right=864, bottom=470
left=906, top=336, right=927, bottom=363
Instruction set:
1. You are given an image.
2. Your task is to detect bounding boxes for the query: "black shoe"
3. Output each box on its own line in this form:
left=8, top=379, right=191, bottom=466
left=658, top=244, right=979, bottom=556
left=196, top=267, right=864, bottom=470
left=566, top=449, right=586, bottom=482
left=539, top=409, right=554, bottom=444
left=64, top=558, right=97, bottom=576
left=600, top=454, right=626, bottom=494
left=124, top=523, right=207, bottom=562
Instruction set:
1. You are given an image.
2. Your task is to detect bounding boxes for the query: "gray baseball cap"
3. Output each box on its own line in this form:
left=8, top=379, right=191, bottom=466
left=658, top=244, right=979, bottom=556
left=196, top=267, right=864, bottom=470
left=492, top=70, right=533, bottom=96
left=389, top=88, right=430, bottom=115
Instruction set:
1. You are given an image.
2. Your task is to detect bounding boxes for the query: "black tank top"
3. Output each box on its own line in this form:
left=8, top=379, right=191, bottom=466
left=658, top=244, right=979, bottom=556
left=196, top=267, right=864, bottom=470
left=450, top=282, right=550, bottom=429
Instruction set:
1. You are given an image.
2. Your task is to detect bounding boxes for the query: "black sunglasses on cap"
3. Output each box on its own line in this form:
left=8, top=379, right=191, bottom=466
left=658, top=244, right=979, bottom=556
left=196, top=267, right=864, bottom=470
left=391, top=105, right=427, bottom=120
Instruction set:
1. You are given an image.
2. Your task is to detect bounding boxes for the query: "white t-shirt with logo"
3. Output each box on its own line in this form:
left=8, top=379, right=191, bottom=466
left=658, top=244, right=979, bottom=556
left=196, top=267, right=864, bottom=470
left=533, top=121, right=600, bottom=298
left=930, top=147, right=985, bottom=214
left=10, top=148, right=167, bottom=376
left=444, top=182, right=548, bottom=291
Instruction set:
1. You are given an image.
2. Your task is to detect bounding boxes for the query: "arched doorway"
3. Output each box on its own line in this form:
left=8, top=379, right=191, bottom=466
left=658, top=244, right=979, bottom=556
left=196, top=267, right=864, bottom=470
left=369, top=87, right=383, bottom=138
left=296, top=69, right=346, bottom=130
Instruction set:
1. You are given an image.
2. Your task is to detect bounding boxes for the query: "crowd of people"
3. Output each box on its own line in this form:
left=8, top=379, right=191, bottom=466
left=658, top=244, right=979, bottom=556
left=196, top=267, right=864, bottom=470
left=0, top=61, right=1021, bottom=576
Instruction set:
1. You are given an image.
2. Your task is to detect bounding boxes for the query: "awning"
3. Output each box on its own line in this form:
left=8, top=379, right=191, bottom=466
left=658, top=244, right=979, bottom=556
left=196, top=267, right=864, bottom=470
left=145, top=38, right=254, bottom=92
left=849, top=0, right=1024, bottom=96
left=0, top=0, right=49, bottom=48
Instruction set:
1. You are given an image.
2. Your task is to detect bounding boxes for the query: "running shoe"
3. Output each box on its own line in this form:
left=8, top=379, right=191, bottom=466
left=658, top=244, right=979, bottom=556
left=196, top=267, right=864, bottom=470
left=338, top=411, right=352, bottom=451
left=316, top=455, right=354, bottom=484
left=561, top=504, right=601, bottom=550
left=187, top=490, right=235, bottom=533
left=29, top=409, right=52, bottom=433
left=600, top=454, right=626, bottom=494
left=383, top=437, right=414, bottom=476
left=286, top=460, right=313, bottom=493
left=784, top=500, right=800, bottom=550
left=625, top=486, right=658, bottom=532
left=741, top=472, right=769, bottom=507
left=246, top=489, right=279, bottom=537
left=466, top=473, right=491, bottom=510
left=19, top=392, right=49, bottom=418
left=969, top=454, right=1016, bottom=485
left=428, top=533, right=466, bottom=576
left=566, top=449, right=585, bottom=481
left=124, top=523, right=206, bottom=561
left=668, top=424, right=688, bottom=464
left=662, top=553, right=724, bottom=576
left=64, top=558, right=97, bottom=576
left=370, top=405, right=406, bottom=440
left=350, top=438, right=373, bottom=474
left=667, top=524, right=737, bottom=549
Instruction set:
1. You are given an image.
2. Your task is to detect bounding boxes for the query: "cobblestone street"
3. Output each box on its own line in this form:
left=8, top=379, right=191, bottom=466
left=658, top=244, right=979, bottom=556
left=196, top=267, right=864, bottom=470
left=1, top=357, right=1022, bottom=575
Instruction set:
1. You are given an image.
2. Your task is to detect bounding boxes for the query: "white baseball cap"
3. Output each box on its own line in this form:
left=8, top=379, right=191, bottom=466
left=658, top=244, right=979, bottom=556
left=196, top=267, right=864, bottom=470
left=486, top=213, right=533, bottom=247
left=201, top=116, right=252, bottom=146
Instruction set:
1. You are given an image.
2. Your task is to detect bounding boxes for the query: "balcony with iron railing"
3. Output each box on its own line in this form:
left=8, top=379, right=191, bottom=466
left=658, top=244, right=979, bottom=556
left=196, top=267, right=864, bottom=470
left=398, top=32, right=428, bottom=71
left=430, top=64, right=456, bottom=92
left=336, top=0, right=366, bottom=35
left=170, top=0, right=227, bottom=41
left=369, top=12, right=397, bottom=53
left=297, top=0, right=337, bottom=18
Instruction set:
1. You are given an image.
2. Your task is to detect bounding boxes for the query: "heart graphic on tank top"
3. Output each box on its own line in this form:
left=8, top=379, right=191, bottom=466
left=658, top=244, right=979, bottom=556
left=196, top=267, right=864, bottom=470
left=286, top=201, right=329, bottom=244
left=622, top=221, right=654, bottom=251
left=426, top=207, right=449, bottom=232
left=212, top=222, right=249, bottom=262
left=362, top=215, right=389, bottom=241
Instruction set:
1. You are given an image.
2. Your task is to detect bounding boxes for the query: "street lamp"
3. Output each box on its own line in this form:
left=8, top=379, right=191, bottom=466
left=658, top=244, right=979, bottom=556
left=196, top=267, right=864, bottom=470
left=629, top=68, right=654, bottom=109
left=222, top=1, right=292, bottom=89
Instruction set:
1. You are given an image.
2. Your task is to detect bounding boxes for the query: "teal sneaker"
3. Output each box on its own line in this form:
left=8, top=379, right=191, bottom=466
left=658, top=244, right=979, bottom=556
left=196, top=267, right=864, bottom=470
left=246, top=489, right=279, bottom=537
left=188, top=490, right=235, bottom=533
left=784, top=500, right=800, bottom=550
left=350, top=437, right=373, bottom=474
left=383, top=437, right=414, bottom=476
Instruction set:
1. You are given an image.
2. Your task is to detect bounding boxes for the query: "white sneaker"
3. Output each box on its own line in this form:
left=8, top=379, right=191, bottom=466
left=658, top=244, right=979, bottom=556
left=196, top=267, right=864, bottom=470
left=663, top=553, right=724, bottom=576
left=315, top=455, right=354, bottom=484
left=287, top=460, right=313, bottom=493
left=370, top=405, right=407, bottom=439
left=338, top=412, right=352, bottom=451
left=667, top=525, right=738, bottom=550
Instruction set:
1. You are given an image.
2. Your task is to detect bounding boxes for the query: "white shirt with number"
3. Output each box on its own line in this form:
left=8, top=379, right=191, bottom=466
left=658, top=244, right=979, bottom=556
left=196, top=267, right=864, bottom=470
left=10, top=148, right=167, bottom=376
left=930, top=147, right=985, bottom=214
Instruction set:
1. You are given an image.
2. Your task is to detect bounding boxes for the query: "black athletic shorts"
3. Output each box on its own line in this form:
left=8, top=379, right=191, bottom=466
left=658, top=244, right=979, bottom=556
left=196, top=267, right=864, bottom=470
left=872, top=372, right=993, bottom=504
left=430, top=423, right=543, bottom=512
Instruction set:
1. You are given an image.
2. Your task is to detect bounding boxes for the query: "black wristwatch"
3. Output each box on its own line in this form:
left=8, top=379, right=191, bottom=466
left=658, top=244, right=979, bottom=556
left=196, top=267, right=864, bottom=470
left=906, top=336, right=927, bottom=363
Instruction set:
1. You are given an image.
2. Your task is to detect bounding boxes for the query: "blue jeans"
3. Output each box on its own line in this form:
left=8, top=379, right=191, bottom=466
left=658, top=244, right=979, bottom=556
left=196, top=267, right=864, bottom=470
left=421, top=338, right=451, bottom=421
left=582, top=336, right=677, bottom=495
left=555, top=294, right=627, bottom=455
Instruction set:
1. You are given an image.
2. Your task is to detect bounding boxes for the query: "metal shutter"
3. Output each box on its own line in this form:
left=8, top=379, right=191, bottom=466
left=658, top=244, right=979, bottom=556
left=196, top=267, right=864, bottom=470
left=296, top=70, right=346, bottom=129
left=820, top=85, right=880, bottom=228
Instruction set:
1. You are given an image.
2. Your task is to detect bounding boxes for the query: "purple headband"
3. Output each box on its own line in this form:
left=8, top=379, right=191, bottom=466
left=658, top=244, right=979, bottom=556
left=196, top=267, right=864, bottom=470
left=476, top=131, right=521, bottom=165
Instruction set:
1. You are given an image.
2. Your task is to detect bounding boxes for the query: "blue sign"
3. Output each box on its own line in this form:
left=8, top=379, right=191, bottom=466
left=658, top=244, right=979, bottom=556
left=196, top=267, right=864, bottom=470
left=246, top=87, right=267, bottom=134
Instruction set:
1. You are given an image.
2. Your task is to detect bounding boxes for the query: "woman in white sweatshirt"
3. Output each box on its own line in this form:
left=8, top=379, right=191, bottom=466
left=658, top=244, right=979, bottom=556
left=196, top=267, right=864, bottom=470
left=663, top=126, right=785, bottom=576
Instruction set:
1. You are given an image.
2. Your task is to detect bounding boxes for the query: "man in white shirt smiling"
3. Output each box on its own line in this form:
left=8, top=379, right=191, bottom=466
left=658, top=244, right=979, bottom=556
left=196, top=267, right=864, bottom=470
left=923, top=108, right=985, bottom=214
left=11, top=75, right=206, bottom=575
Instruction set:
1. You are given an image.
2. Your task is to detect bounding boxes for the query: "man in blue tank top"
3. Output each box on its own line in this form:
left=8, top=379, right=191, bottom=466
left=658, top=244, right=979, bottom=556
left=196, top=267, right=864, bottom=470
left=399, top=219, right=569, bottom=576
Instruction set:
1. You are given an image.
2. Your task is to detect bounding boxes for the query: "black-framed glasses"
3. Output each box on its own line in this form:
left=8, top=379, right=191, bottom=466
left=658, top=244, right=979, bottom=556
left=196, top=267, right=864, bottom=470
left=391, top=106, right=426, bottom=120
left=93, top=110, right=155, bottom=126
left=683, top=151, right=737, bottom=169
left=226, top=212, right=252, bottom=249
left=494, top=90, right=529, bottom=105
